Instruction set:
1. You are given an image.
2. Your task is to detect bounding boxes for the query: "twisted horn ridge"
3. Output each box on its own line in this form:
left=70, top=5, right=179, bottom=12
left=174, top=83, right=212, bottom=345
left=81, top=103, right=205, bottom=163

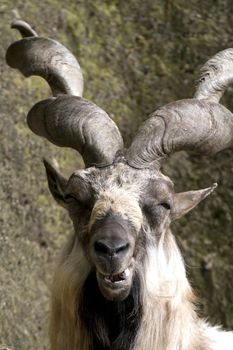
left=27, top=96, right=124, bottom=167
left=127, top=49, right=233, bottom=169
left=6, top=20, right=123, bottom=167
left=126, top=99, right=233, bottom=169
left=195, top=48, right=233, bottom=103
left=6, top=20, right=83, bottom=96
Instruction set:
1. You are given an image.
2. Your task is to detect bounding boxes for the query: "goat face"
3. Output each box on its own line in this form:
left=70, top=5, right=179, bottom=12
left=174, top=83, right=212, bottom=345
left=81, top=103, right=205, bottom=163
left=6, top=22, right=229, bottom=303
left=44, top=160, right=215, bottom=301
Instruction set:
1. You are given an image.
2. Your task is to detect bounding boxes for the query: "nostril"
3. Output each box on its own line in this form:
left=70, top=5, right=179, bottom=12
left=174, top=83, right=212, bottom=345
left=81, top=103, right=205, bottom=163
left=94, top=239, right=130, bottom=257
left=94, top=241, right=110, bottom=255
left=115, top=242, right=130, bottom=254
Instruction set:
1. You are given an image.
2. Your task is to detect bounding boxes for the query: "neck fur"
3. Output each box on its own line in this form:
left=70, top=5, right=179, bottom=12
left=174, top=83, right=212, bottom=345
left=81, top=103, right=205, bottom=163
left=50, top=231, right=209, bottom=350
left=134, top=230, right=207, bottom=350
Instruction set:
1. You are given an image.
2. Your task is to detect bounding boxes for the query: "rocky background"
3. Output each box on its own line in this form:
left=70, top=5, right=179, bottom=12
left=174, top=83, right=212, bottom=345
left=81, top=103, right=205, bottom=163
left=1, top=0, right=233, bottom=349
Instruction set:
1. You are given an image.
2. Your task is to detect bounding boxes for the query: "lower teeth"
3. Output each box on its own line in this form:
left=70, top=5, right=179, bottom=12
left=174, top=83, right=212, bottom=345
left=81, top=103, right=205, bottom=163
left=104, top=268, right=130, bottom=283
left=124, top=268, right=130, bottom=277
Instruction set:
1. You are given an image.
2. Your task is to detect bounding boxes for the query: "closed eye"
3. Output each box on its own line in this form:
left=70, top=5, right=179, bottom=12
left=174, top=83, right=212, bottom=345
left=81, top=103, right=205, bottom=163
left=64, top=194, right=79, bottom=203
left=159, top=202, right=171, bottom=210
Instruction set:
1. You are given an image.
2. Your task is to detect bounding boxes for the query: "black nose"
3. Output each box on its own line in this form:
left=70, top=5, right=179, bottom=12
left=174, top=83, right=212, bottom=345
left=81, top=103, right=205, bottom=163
left=94, top=237, right=130, bottom=257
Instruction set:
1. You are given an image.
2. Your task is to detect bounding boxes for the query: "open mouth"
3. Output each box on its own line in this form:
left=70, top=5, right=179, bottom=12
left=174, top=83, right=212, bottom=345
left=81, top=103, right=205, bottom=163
left=97, top=267, right=131, bottom=289
left=96, top=266, right=133, bottom=301
left=101, top=268, right=130, bottom=284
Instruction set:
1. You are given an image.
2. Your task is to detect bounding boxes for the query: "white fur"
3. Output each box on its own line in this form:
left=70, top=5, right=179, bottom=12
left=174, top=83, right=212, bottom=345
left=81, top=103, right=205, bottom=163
left=134, top=231, right=233, bottom=350
left=50, top=229, right=233, bottom=350
left=205, top=326, right=233, bottom=350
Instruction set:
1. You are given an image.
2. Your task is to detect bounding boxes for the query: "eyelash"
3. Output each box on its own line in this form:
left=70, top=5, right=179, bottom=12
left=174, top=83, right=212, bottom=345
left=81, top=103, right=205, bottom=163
left=142, top=202, right=171, bottom=219
left=159, top=202, right=171, bottom=210
left=64, top=194, right=79, bottom=203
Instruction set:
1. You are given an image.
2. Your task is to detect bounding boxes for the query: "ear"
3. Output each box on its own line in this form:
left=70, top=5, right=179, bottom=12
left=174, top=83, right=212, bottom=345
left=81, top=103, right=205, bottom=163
left=43, top=159, right=68, bottom=207
left=171, top=183, right=217, bottom=220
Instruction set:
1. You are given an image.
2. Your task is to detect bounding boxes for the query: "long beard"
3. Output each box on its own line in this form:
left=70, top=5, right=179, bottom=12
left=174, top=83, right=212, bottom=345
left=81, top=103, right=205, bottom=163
left=78, top=270, right=143, bottom=350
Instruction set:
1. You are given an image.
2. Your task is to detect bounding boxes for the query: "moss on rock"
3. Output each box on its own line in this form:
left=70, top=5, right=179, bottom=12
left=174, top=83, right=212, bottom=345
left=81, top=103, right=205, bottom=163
left=1, top=1, right=233, bottom=349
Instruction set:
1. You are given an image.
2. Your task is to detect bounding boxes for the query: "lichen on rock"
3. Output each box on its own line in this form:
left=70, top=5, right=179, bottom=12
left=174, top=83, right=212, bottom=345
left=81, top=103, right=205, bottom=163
left=1, top=1, right=233, bottom=349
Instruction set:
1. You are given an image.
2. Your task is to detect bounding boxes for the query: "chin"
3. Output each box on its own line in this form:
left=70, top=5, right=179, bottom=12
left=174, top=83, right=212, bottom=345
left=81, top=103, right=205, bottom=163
left=97, top=278, right=132, bottom=301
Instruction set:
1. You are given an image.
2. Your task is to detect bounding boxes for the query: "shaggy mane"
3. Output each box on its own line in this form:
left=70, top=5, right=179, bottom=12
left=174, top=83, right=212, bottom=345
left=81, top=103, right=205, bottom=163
left=78, top=271, right=143, bottom=350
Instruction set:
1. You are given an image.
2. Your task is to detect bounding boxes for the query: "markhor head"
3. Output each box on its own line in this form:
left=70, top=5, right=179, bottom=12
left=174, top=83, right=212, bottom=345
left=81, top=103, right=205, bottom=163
left=43, top=159, right=216, bottom=302
left=6, top=20, right=233, bottom=303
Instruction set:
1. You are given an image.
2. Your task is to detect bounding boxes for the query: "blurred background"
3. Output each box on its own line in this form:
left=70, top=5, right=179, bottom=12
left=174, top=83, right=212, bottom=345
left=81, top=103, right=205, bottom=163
left=1, top=0, right=233, bottom=349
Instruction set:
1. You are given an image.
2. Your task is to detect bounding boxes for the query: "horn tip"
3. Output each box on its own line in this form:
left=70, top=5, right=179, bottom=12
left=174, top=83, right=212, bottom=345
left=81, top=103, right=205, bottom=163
left=212, top=182, right=218, bottom=190
left=10, top=19, right=38, bottom=37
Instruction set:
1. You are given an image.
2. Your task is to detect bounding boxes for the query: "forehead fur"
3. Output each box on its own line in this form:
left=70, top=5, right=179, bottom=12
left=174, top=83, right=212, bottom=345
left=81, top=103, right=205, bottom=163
left=71, top=163, right=172, bottom=231
left=89, top=186, right=143, bottom=232
left=73, top=162, right=171, bottom=187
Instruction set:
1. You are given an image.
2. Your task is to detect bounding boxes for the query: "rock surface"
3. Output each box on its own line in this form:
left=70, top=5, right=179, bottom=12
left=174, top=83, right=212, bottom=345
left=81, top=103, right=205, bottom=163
left=1, top=1, right=233, bottom=349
